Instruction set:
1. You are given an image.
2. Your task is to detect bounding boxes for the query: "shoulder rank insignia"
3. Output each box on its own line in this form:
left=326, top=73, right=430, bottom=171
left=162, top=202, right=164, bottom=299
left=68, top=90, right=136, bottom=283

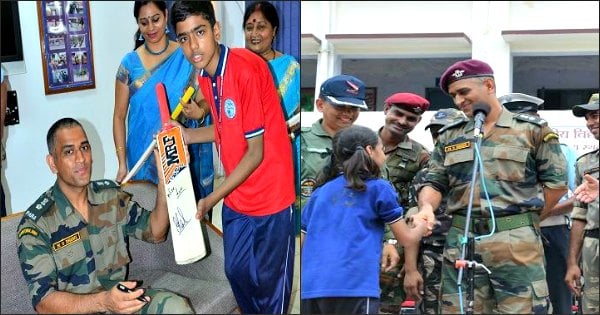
left=25, top=193, right=54, bottom=222
left=515, top=113, right=547, bottom=126
left=543, top=132, right=559, bottom=142
left=92, top=179, right=119, bottom=191
left=438, top=118, right=467, bottom=134
left=18, top=227, right=39, bottom=239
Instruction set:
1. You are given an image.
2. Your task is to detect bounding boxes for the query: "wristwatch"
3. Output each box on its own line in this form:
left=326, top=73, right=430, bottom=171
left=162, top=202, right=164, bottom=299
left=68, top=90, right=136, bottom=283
left=385, top=239, right=398, bottom=245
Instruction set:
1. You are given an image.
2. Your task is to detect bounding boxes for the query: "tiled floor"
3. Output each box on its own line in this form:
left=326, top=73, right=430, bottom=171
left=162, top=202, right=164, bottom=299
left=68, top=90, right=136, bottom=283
left=212, top=194, right=301, bottom=314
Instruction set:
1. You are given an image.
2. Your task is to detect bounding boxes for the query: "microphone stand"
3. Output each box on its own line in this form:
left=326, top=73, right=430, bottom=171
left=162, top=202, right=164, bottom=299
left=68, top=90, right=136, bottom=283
left=455, top=130, right=484, bottom=315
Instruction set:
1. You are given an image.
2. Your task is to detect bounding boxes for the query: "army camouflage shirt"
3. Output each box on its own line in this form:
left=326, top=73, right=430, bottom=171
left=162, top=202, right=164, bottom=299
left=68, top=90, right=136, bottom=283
left=571, top=149, right=599, bottom=229
left=300, top=119, right=333, bottom=208
left=16, top=180, right=157, bottom=309
left=423, top=109, right=567, bottom=217
left=380, top=128, right=430, bottom=208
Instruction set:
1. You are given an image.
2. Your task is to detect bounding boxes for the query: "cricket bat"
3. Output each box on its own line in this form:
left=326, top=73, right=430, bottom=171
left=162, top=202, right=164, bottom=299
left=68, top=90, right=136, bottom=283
left=121, top=86, right=195, bottom=185
left=155, top=82, right=210, bottom=264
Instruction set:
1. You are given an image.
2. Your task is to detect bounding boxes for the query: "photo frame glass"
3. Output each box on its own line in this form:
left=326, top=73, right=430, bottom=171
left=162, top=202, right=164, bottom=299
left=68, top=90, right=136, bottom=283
left=38, top=1, right=95, bottom=95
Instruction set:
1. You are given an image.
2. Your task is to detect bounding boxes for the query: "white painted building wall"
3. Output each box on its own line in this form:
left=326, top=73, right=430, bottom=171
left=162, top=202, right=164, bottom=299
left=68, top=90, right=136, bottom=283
left=300, top=1, right=598, bottom=158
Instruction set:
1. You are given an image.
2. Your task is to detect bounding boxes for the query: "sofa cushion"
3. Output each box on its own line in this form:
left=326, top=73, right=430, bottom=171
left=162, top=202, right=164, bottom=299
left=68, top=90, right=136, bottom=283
left=1, top=214, right=36, bottom=314
left=1, top=182, right=237, bottom=314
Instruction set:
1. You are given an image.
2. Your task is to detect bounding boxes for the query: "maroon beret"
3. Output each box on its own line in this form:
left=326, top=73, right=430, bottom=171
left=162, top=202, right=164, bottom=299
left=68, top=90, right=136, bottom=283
left=384, top=93, right=430, bottom=115
left=439, top=59, right=494, bottom=94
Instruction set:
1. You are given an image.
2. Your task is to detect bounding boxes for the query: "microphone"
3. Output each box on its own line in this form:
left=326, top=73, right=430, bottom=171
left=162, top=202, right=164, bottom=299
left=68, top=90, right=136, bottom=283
left=472, top=102, right=491, bottom=137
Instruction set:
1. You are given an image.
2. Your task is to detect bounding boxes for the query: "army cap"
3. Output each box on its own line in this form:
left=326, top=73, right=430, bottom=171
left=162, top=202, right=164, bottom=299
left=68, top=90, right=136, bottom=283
left=439, top=59, right=494, bottom=94
left=384, top=92, right=430, bottom=115
left=425, top=108, right=466, bottom=130
left=319, top=74, right=368, bottom=109
left=498, top=93, right=544, bottom=114
left=572, top=93, right=599, bottom=117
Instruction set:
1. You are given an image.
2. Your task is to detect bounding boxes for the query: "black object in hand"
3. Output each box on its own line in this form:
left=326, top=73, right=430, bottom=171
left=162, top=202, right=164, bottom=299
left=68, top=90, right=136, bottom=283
left=116, top=283, right=148, bottom=303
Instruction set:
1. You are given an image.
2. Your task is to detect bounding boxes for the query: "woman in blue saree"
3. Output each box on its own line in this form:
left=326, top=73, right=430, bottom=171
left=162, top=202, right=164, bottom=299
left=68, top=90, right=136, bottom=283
left=244, top=1, right=301, bottom=233
left=243, top=1, right=301, bottom=195
left=113, top=1, right=213, bottom=200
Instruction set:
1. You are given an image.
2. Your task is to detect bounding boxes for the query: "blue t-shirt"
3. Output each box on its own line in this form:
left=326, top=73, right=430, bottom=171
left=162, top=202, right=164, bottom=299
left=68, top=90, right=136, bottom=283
left=301, top=174, right=403, bottom=299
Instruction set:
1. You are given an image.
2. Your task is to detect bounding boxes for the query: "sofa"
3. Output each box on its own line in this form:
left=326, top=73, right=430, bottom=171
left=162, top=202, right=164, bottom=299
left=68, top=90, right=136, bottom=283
left=0, top=182, right=238, bottom=314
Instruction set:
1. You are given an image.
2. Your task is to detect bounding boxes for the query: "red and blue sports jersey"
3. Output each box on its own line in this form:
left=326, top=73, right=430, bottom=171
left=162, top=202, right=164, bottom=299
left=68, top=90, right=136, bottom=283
left=199, top=45, right=295, bottom=215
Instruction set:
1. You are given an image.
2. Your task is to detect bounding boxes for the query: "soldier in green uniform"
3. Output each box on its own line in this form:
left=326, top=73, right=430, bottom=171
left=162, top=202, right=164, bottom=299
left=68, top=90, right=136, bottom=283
left=16, top=118, right=194, bottom=314
left=378, top=92, right=431, bottom=314
left=300, top=74, right=367, bottom=207
left=417, top=59, right=568, bottom=314
left=403, top=108, right=467, bottom=315
left=565, top=93, right=599, bottom=314
left=500, top=92, right=577, bottom=315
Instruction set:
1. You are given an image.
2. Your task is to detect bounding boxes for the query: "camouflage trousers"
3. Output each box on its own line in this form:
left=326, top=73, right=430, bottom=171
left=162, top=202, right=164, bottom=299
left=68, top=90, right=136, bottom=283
left=582, top=236, right=599, bottom=314
left=380, top=246, right=405, bottom=314
left=440, top=225, right=550, bottom=314
left=140, top=288, right=194, bottom=314
left=418, top=243, right=444, bottom=314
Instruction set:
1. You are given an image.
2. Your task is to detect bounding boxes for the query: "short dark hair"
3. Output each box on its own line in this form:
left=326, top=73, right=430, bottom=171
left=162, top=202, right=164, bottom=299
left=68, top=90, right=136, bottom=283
left=46, top=118, right=84, bottom=154
left=243, top=1, right=279, bottom=35
left=170, top=1, right=216, bottom=31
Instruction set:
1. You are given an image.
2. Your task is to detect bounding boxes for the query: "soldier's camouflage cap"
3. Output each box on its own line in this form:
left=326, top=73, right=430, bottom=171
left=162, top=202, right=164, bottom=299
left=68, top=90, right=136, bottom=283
left=572, top=93, right=599, bottom=117
left=424, top=108, right=466, bottom=130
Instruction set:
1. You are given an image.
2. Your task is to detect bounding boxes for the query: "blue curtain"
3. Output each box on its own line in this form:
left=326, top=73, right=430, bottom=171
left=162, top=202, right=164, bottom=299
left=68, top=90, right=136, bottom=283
left=271, top=0, right=300, bottom=63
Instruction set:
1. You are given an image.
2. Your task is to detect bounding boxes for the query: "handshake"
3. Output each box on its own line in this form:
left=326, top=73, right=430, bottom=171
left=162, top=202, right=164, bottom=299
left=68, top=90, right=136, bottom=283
left=404, top=206, right=437, bottom=237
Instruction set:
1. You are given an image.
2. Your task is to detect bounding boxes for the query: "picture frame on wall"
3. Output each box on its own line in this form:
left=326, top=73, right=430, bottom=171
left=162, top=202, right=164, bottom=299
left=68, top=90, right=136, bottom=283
left=37, top=0, right=95, bottom=95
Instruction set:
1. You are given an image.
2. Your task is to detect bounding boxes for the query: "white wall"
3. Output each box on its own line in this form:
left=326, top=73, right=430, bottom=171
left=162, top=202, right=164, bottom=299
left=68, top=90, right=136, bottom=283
left=2, top=1, right=245, bottom=214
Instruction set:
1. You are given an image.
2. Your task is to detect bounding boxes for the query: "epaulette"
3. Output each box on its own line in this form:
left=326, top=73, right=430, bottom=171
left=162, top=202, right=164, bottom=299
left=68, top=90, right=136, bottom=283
left=91, top=179, right=120, bottom=192
left=576, top=149, right=599, bottom=162
left=437, top=118, right=468, bottom=134
left=24, top=192, right=54, bottom=222
left=514, top=113, right=547, bottom=126
left=301, top=126, right=311, bottom=133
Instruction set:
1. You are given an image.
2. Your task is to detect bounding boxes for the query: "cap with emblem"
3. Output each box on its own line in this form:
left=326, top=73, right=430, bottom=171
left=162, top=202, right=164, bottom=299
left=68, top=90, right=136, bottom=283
left=425, top=108, right=466, bottom=130
left=499, top=93, right=544, bottom=114
left=384, top=92, right=430, bottom=115
left=319, top=74, right=367, bottom=109
left=572, top=93, right=599, bottom=117
left=439, top=59, right=494, bottom=94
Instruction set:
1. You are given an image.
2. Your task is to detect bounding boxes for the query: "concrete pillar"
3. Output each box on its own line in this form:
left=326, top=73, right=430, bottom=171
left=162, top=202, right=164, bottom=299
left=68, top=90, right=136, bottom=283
left=470, top=1, right=513, bottom=95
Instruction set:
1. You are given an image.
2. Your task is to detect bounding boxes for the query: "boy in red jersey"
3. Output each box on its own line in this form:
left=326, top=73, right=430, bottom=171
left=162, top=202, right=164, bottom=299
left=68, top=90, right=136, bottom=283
left=170, top=2, right=295, bottom=314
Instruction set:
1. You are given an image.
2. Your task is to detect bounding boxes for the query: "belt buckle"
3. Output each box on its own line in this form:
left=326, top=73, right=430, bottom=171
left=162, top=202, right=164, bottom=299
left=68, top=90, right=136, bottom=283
left=473, top=218, right=490, bottom=234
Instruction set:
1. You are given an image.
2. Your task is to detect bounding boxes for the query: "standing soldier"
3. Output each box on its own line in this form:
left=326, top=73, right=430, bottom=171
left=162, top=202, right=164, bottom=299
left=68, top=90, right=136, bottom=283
left=565, top=93, right=599, bottom=314
left=300, top=74, right=367, bottom=206
left=500, top=92, right=577, bottom=315
left=378, top=92, right=430, bottom=314
left=417, top=59, right=567, bottom=314
left=403, top=108, right=467, bottom=314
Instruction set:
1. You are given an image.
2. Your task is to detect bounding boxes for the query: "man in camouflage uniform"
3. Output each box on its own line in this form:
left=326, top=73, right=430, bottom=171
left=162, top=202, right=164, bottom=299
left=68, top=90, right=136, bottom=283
left=403, top=108, right=467, bottom=314
left=300, top=74, right=367, bottom=207
left=565, top=93, right=599, bottom=314
left=378, top=93, right=431, bottom=314
left=500, top=92, right=577, bottom=315
left=16, top=118, right=194, bottom=314
left=417, top=59, right=567, bottom=314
